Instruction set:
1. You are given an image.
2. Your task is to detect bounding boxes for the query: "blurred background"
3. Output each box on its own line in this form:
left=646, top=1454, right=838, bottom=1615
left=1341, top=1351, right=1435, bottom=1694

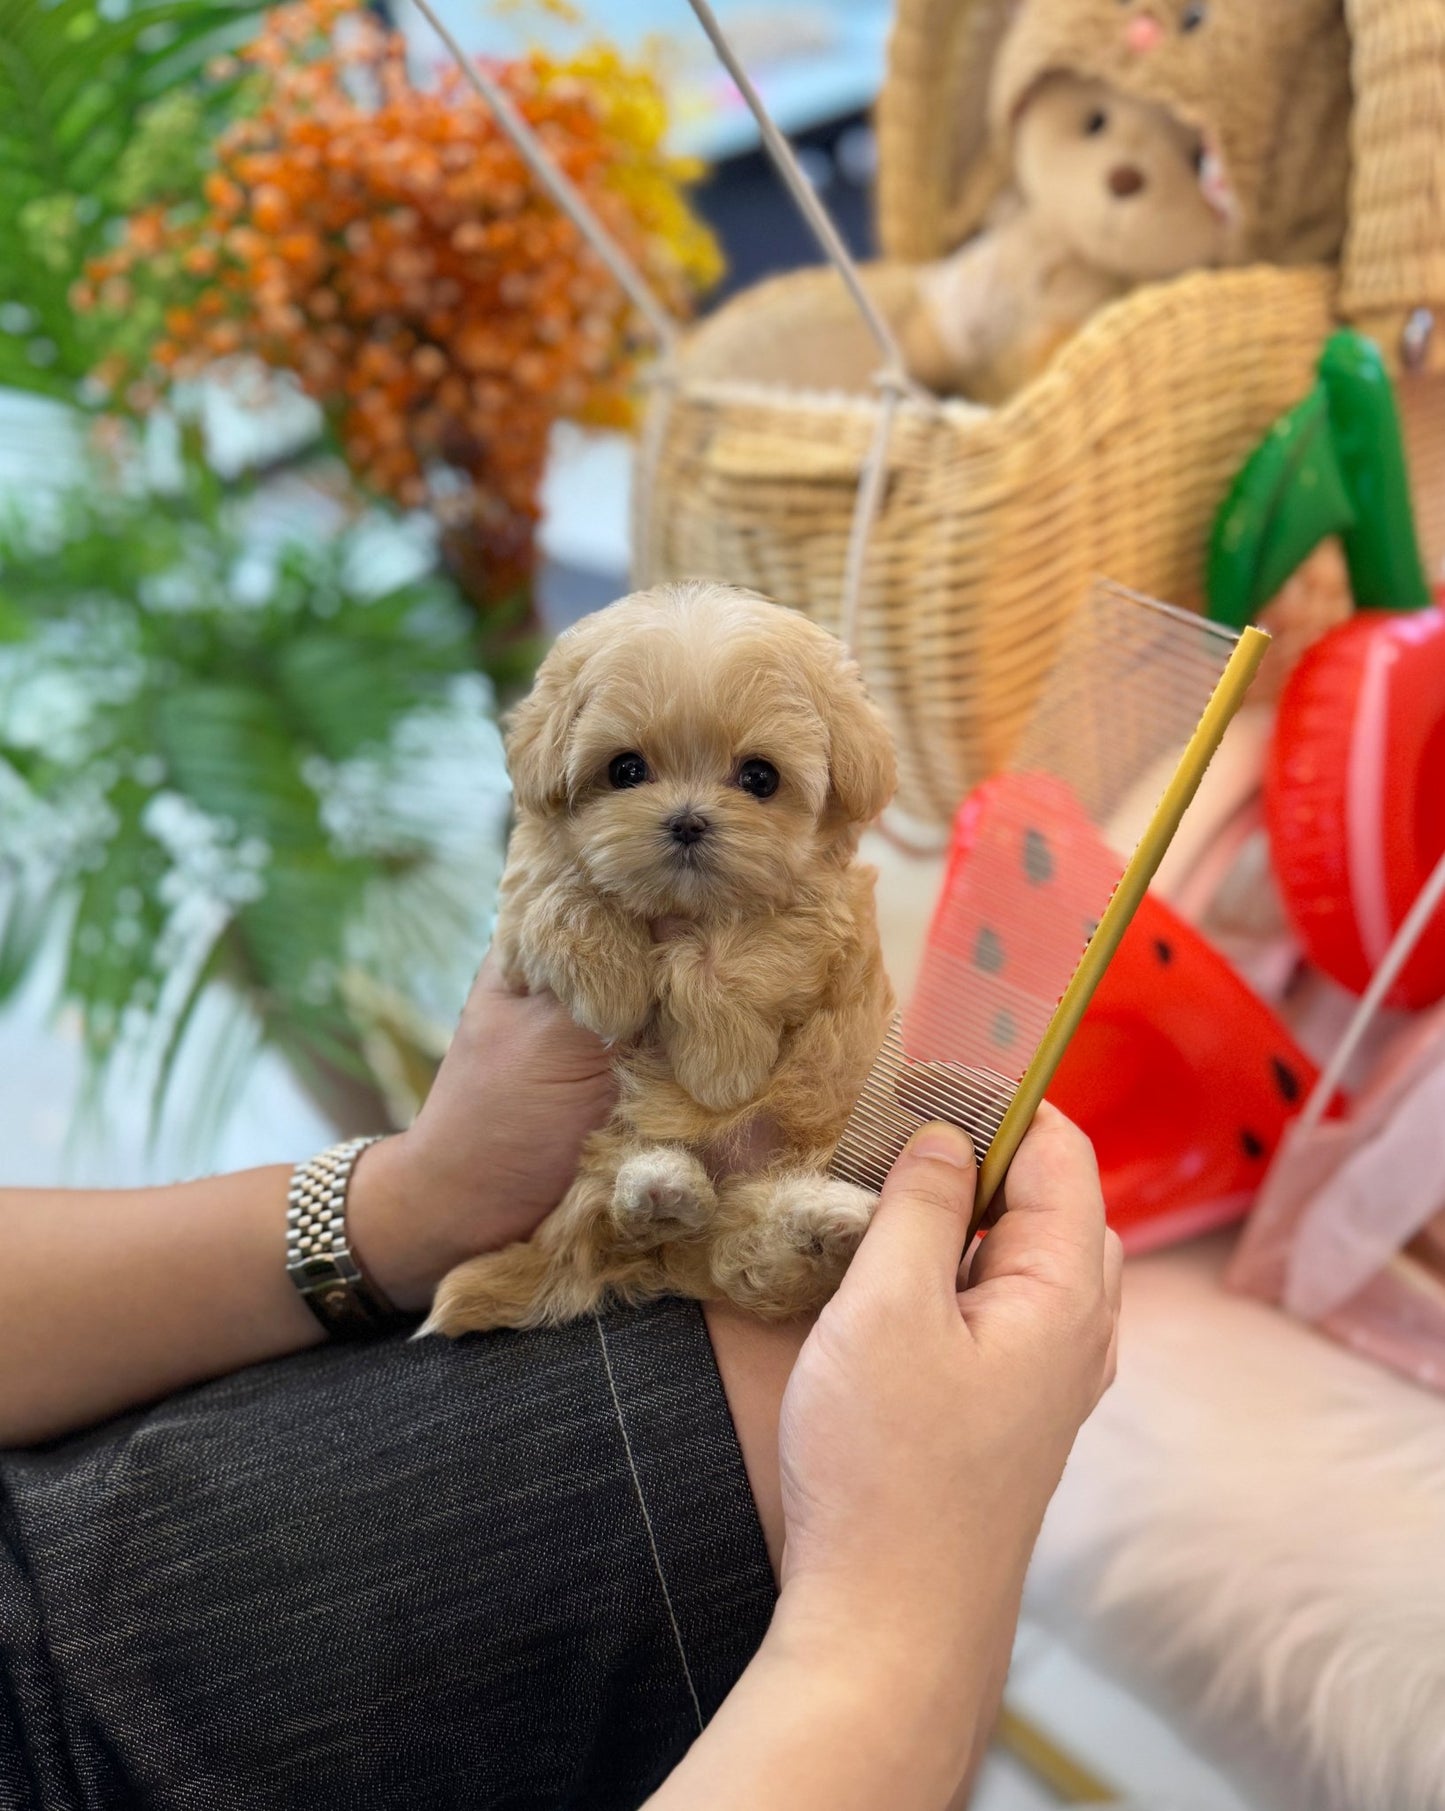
left=0, top=0, right=889, bottom=1189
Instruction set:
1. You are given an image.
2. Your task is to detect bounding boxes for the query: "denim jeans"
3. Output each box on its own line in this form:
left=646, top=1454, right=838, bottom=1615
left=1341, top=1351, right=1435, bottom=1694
left=0, top=1300, right=776, bottom=1809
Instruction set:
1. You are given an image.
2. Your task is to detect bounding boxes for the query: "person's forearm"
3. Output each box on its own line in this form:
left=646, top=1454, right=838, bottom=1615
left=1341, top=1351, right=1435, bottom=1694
left=0, top=1165, right=320, bottom=1446
left=0, top=1135, right=463, bottom=1447
left=652, top=1537, right=1037, bottom=1811
left=649, top=1611, right=989, bottom=1811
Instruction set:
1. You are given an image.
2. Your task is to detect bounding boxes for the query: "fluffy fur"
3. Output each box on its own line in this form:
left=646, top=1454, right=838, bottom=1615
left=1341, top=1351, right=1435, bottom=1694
left=1031, top=1237, right=1445, bottom=1811
left=904, top=72, right=1229, bottom=402
left=424, top=582, right=896, bottom=1336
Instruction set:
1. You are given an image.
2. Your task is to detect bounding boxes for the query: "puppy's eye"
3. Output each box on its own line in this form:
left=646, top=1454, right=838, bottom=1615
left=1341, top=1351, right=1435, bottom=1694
left=1180, top=2, right=1207, bottom=29
left=608, top=752, right=651, bottom=789
left=736, top=758, right=780, bottom=800
left=1085, top=109, right=1109, bottom=136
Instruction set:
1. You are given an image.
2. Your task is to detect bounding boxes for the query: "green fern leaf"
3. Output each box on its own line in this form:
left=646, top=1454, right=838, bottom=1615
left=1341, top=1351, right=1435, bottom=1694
left=0, top=0, right=263, bottom=393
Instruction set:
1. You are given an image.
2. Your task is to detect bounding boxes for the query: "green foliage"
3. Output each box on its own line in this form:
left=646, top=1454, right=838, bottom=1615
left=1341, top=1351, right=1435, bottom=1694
left=0, top=0, right=262, bottom=400
left=0, top=455, right=510, bottom=1149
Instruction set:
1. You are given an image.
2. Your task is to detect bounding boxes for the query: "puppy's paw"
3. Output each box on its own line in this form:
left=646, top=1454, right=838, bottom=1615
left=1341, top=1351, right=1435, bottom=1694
left=710, top=1174, right=878, bottom=1316
left=612, top=1148, right=715, bottom=1242
left=780, top=1177, right=878, bottom=1263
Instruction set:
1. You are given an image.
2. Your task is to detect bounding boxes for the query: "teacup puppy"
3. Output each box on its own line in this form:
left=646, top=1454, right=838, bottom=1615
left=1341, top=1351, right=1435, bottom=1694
left=424, top=581, right=896, bottom=1334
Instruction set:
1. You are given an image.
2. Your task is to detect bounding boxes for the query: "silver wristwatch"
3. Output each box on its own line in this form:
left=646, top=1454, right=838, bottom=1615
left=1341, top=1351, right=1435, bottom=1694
left=285, top=1135, right=400, bottom=1339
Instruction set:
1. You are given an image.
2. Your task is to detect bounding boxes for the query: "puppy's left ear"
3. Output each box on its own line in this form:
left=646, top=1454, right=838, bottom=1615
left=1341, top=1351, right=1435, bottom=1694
left=821, top=655, right=897, bottom=830
left=505, top=629, right=590, bottom=815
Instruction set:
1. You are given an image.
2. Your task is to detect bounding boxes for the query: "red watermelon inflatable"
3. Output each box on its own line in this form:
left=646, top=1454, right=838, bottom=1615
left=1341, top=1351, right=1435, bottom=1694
left=1266, top=599, right=1445, bottom=1009
left=908, top=773, right=1322, bottom=1250
left=1049, top=890, right=1325, bottom=1251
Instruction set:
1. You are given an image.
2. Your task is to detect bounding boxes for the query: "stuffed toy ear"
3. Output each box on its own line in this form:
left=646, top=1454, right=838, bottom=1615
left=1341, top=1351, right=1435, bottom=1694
left=504, top=633, right=590, bottom=815
left=822, top=656, right=898, bottom=830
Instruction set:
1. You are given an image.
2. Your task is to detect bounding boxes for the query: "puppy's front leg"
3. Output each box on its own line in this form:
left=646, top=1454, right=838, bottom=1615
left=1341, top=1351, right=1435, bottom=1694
left=657, top=942, right=780, bottom=1113
left=518, top=885, right=655, bottom=1043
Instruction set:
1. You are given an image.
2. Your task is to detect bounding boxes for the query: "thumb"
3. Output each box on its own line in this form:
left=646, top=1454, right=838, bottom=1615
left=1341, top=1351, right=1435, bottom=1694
left=844, top=1122, right=977, bottom=1304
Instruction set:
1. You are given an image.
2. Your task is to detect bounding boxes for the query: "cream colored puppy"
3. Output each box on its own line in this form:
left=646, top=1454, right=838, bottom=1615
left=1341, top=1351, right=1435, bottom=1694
left=424, top=581, right=896, bottom=1334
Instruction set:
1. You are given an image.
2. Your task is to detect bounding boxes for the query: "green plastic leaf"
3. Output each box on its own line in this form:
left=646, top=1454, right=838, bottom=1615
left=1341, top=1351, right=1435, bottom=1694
left=1207, top=389, right=1355, bottom=628
left=1207, top=330, right=1434, bottom=626
left=1319, top=331, right=1432, bottom=612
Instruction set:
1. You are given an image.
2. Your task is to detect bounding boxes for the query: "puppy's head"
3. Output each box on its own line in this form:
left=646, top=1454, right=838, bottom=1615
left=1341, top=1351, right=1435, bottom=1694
left=507, top=582, right=896, bottom=920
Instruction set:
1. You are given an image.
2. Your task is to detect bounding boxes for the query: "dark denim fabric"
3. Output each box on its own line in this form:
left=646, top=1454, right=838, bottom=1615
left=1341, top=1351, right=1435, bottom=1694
left=0, top=1299, right=776, bottom=1810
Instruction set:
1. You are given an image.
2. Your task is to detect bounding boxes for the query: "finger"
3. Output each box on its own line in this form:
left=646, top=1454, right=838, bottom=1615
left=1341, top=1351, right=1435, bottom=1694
left=843, top=1122, right=977, bottom=1306
left=1100, top=1320, right=1120, bottom=1397
left=966, top=1105, right=1106, bottom=1296
left=1103, top=1228, right=1123, bottom=1317
left=1099, top=1229, right=1123, bottom=1397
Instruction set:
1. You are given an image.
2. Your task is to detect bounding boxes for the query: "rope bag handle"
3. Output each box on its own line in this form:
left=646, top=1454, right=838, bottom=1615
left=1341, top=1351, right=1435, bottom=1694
left=407, top=0, right=933, bottom=656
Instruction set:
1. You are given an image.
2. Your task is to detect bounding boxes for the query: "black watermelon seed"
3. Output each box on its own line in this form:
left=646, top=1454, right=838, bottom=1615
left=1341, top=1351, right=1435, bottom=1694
left=1271, top=1056, right=1301, bottom=1103
left=1240, top=1129, right=1266, bottom=1160
left=1153, top=938, right=1174, bottom=965
left=1083, top=919, right=1100, bottom=942
left=1023, top=828, right=1054, bottom=885
left=974, top=926, right=1006, bottom=974
left=992, top=1009, right=1017, bottom=1049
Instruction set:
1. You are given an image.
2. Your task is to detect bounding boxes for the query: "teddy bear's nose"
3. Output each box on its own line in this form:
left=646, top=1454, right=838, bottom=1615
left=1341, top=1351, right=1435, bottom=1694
left=1125, top=13, right=1165, bottom=52
left=1108, top=164, right=1147, bottom=198
left=669, top=809, right=711, bottom=847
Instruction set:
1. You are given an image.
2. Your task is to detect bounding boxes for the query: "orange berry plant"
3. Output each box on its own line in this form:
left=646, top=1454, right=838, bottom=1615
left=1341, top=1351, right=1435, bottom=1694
left=80, top=0, right=721, bottom=604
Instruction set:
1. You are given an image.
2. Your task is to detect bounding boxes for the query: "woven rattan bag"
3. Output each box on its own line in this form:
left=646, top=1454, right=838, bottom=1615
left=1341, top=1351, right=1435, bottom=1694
left=633, top=0, right=1445, bottom=826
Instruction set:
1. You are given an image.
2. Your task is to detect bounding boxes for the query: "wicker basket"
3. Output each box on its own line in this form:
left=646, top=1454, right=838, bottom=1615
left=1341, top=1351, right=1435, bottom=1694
left=634, top=0, right=1445, bottom=826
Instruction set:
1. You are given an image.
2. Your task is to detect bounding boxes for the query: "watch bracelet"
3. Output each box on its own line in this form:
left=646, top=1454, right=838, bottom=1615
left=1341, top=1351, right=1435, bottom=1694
left=285, top=1135, right=400, bottom=1339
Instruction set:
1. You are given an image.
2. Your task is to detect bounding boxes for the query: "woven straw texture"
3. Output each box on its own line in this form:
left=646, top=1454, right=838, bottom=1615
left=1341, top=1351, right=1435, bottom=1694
left=636, top=0, right=1445, bottom=825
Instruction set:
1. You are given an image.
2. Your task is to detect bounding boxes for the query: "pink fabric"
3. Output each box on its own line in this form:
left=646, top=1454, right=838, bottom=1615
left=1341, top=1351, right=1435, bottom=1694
left=1229, top=1003, right=1445, bottom=1395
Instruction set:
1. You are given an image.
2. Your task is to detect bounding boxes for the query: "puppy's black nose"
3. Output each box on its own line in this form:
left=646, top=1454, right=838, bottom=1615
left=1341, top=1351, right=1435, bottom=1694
left=668, top=810, right=711, bottom=848
left=1109, top=164, right=1146, bottom=198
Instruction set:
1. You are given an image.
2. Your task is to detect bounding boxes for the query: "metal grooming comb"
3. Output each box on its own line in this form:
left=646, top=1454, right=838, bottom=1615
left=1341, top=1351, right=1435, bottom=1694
left=831, top=581, right=1269, bottom=1230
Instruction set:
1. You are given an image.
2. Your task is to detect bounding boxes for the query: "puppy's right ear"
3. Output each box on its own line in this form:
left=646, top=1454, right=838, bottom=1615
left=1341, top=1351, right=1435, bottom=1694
left=505, top=633, right=588, bottom=815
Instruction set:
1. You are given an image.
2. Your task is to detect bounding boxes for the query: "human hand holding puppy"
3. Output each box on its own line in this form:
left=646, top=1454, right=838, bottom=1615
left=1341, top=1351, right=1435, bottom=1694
left=424, top=582, right=898, bottom=1338
left=347, top=956, right=618, bottom=1313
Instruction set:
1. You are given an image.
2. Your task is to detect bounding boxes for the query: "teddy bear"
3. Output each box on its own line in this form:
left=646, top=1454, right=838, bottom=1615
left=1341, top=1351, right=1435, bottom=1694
left=900, top=70, right=1230, bottom=402
left=889, top=0, right=1352, bottom=403
left=984, top=0, right=1351, bottom=272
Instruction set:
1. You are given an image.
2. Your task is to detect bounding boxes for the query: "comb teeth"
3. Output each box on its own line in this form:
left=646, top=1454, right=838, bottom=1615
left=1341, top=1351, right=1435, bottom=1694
left=830, top=1015, right=1011, bottom=1192
left=830, top=581, right=1267, bottom=1212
